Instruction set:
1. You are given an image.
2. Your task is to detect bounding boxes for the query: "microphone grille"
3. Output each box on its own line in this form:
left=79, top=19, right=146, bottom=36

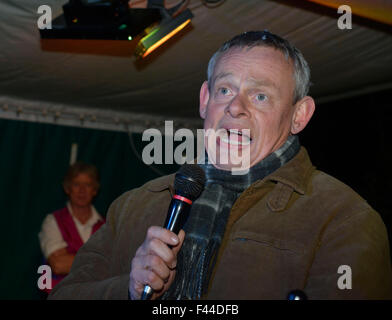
left=174, top=164, right=206, bottom=200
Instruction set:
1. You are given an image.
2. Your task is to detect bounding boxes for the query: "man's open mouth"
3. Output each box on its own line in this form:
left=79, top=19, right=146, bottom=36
left=221, top=129, right=252, bottom=146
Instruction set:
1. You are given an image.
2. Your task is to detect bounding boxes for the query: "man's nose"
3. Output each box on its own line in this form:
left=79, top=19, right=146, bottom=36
left=225, top=94, right=250, bottom=118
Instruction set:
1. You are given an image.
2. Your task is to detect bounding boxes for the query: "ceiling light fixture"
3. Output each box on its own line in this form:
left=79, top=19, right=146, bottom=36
left=135, top=8, right=193, bottom=59
left=39, top=0, right=161, bottom=40
left=39, top=0, right=194, bottom=58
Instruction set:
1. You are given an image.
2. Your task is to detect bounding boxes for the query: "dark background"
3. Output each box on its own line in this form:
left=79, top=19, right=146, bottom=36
left=300, top=88, right=392, bottom=252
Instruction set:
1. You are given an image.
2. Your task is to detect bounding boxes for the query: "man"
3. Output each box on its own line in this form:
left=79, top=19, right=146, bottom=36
left=49, top=31, right=392, bottom=299
left=39, top=162, right=105, bottom=292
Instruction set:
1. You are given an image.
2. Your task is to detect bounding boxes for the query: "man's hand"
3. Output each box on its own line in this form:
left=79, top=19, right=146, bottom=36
left=129, top=226, right=185, bottom=300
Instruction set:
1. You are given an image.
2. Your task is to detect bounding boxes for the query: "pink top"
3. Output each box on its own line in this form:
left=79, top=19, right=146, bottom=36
left=45, top=206, right=105, bottom=293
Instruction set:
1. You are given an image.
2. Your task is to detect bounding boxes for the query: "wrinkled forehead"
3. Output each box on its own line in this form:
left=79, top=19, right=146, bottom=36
left=212, top=46, right=295, bottom=87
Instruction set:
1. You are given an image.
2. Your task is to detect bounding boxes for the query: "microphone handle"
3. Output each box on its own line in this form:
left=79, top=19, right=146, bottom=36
left=164, top=197, right=192, bottom=233
left=141, top=197, right=191, bottom=300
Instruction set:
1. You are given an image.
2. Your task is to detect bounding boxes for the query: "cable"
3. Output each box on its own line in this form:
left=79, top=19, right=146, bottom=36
left=128, top=130, right=168, bottom=177
left=167, top=0, right=189, bottom=17
left=146, top=0, right=189, bottom=19
left=201, top=0, right=226, bottom=8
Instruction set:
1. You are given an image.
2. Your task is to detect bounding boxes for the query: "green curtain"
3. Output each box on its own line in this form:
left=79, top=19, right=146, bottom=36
left=0, top=118, right=179, bottom=299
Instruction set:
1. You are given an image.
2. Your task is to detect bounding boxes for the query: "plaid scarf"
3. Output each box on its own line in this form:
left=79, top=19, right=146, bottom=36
left=162, top=135, right=301, bottom=300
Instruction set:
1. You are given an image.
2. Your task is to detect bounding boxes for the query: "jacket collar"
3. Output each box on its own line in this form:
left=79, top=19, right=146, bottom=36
left=146, top=173, right=175, bottom=194
left=263, top=146, right=315, bottom=195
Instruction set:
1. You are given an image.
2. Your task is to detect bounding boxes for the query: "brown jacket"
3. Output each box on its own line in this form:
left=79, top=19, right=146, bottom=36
left=49, top=147, right=392, bottom=299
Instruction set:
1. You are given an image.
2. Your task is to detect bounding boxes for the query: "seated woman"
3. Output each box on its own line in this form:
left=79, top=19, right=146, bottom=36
left=38, top=162, right=105, bottom=293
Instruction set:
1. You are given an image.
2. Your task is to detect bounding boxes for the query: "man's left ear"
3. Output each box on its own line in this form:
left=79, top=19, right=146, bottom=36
left=291, top=96, right=315, bottom=134
left=199, top=81, right=210, bottom=119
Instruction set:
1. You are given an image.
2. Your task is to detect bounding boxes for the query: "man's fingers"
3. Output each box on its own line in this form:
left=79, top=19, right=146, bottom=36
left=146, top=226, right=179, bottom=246
left=139, top=268, right=165, bottom=292
left=133, top=254, right=170, bottom=281
left=147, top=237, right=176, bottom=266
left=143, top=226, right=183, bottom=268
left=130, top=228, right=186, bottom=299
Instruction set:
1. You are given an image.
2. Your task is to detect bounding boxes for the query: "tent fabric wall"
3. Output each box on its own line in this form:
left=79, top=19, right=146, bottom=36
left=1, top=0, right=392, bottom=121
left=0, top=118, right=179, bottom=299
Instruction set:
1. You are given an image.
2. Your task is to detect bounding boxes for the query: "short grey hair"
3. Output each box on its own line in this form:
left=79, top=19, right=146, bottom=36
left=207, top=31, right=311, bottom=104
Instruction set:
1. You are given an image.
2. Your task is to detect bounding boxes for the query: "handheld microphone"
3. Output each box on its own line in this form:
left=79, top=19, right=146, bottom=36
left=141, top=164, right=206, bottom=300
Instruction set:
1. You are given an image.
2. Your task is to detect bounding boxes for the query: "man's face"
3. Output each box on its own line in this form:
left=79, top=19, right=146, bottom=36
left=200, top=46, right=302, bottom=171
left=65, top=173, right=97, bottom=208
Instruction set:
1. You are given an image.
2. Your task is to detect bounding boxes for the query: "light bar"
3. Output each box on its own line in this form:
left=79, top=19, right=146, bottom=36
left=135, top=9, right=193, bottom=58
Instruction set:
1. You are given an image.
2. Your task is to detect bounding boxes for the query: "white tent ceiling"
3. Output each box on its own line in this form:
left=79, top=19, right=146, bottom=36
left=1, top=0, right=392, bottom=132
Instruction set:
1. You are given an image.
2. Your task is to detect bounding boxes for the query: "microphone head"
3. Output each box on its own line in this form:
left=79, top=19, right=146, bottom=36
left=174, top=164, right=206, bottom=200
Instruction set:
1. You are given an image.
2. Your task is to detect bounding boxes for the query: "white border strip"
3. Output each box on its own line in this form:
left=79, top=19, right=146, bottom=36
left=0, top=95, right=203, bottom=134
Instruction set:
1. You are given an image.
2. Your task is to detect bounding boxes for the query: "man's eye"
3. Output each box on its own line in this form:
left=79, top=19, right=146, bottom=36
left=219, top=88, right=229, bottom=95
left=256, top=94, right=267, bottom=101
